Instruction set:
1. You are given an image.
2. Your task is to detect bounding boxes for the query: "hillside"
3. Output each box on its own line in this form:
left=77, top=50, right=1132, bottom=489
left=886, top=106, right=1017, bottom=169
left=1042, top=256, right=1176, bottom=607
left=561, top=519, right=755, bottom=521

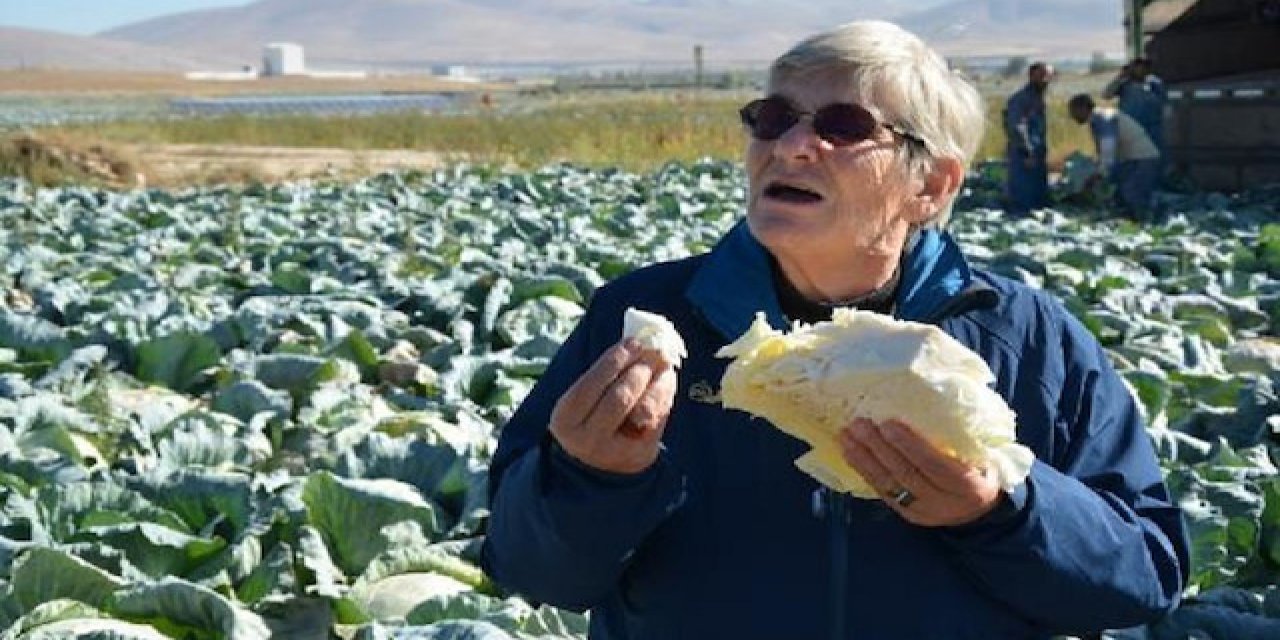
left=93, top=0, right=1122, bottom=67
left=0, top=26, right=240, bottom=71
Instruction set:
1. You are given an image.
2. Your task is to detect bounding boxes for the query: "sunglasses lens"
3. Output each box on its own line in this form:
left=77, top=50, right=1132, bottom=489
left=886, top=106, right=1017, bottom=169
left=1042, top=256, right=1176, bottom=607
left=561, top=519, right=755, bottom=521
left=741, top=98, right=798, bottom=140
left=740, top=98, right=882, bottom=146
left=813, top=104, right=877, bottom=146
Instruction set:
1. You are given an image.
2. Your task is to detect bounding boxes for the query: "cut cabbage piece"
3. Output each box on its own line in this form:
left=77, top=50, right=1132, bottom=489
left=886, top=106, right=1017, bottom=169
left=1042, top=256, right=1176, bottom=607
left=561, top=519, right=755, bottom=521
left=623, top=307, right=688, bottom=367
left=716, top=308, right=1034, bottom=498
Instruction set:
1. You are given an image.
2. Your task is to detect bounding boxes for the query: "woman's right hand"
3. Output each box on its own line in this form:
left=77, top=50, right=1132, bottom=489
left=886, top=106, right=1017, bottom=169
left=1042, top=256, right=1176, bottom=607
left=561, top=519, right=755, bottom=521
left=549, top=339, right=678, bottom=475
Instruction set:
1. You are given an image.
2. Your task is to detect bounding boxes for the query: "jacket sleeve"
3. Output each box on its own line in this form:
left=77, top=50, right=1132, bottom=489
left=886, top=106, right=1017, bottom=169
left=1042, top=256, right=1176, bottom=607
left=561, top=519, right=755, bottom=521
left=1148, top=76, right=1168, bottom=102
left=936, top=304, right=1190, bottom=634
left=1003, top=92, right=1033, bottom=154
left=1102, top=74, right=1126, bottom=99
left=1094, top=119, right=1118, bottom=174
left=481, top=292, right=688, bottom=611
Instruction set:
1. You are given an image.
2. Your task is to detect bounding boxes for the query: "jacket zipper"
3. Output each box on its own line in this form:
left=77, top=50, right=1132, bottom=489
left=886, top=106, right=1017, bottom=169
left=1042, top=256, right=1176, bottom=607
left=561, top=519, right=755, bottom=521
left=813, top=276, right=996, bottom=640
left=815, top=487, right=850, bottom=640
left=919, top=282, right=998, bottom=324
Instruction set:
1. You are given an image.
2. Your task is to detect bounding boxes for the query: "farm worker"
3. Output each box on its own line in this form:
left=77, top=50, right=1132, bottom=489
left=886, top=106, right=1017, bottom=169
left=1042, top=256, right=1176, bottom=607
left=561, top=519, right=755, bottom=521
left=1102, top=57, right=1167, bottom=161
left=1003, top=62, right=1053, bottom=215
left=484, top=20, right=1188, bottom=639
left=1068, top=93, right=1162, bottom=220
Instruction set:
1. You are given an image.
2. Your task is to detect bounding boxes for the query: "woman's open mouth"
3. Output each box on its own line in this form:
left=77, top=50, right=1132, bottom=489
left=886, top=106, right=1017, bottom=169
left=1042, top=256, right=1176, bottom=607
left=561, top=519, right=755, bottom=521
left=763, top=181, right=825, bottom=205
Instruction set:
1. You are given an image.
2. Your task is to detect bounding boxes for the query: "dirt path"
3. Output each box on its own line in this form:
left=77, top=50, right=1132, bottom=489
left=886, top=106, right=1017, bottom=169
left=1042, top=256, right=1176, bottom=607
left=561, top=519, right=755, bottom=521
left=125, top=143, right=448, bottom=186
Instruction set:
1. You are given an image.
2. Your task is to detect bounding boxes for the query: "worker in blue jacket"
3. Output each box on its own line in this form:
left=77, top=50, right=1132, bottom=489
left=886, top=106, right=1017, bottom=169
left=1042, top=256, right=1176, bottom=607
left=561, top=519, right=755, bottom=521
left=1004, top=62, right=1053, bottom=215
left=1103, top=57, right=1168, bottom=161
left=484, top=20, right=1188, bottom=640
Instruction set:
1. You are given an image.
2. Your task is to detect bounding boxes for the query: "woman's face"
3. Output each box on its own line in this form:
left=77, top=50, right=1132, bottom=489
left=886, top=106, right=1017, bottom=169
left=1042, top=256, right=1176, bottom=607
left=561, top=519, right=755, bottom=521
left=745, top=73, right=931, bottom=281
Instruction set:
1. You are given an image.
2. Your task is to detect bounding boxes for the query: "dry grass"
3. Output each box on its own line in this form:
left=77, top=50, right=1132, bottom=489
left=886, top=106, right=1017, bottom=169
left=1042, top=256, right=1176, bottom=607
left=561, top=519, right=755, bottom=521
left=46, top=94, right=744, bottom=171
left=51, top=92, right=1094, bottom=168
left=127, top=143, right=445, bottom=187
left=0, top=131, right=143, bottom=187
left=16, top=89, right=1099, bottom=186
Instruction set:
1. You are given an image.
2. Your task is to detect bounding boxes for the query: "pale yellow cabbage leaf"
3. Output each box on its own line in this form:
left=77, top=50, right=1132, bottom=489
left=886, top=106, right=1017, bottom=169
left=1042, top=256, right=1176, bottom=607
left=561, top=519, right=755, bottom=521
left=623, top=307, right=688, bottom=368
left=716, top=309, right=1034, bottom=498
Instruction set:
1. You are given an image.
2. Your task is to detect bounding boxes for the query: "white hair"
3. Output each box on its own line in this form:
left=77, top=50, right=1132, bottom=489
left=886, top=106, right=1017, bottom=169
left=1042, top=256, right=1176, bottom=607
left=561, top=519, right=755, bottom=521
left=768, top=20, right=986, bottom=227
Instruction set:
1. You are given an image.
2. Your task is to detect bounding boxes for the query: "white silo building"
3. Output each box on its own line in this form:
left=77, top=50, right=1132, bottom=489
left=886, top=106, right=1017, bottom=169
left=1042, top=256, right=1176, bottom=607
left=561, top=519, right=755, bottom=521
left=263, top=43, right=306, bottom=76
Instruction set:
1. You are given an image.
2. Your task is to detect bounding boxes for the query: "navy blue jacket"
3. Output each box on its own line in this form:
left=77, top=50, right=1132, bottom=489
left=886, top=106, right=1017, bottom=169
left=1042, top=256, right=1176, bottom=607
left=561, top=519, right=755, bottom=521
left=1004, top=84, right=1048, bottom=159
left=483, top=222, right=1189, bottom=639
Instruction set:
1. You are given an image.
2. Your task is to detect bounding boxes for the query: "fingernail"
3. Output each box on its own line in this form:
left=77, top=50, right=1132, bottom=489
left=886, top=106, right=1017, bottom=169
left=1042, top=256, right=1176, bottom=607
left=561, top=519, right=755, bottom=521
left=619, top=421, right=646, bottom=439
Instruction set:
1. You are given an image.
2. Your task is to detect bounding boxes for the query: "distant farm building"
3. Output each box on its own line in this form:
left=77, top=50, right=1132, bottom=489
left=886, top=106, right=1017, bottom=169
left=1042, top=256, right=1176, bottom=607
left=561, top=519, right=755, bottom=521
left=186, top=45, right=368, bottom=81
left=263, top=43, right=306, bottom=76
left=186, top=64, right=259, bottom=81
left=432, top=65, right=476, bottom=82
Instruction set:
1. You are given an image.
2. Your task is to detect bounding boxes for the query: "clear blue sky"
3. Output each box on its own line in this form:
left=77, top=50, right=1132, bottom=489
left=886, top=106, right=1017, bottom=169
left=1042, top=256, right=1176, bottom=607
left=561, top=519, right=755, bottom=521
left=1, top=0, right=250, bottom=35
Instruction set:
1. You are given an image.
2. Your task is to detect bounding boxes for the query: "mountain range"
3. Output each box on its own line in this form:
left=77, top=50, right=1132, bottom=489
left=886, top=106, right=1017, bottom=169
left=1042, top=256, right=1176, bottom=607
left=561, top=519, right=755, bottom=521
left=0, top=26, right=238, bottom=71
left=2, top=0, right=1124, bottom=71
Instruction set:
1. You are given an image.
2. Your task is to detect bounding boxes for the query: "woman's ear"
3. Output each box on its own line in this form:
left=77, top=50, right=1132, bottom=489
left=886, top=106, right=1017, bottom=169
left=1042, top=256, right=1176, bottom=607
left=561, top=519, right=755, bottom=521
left=906, top=157, right=964, bottom=224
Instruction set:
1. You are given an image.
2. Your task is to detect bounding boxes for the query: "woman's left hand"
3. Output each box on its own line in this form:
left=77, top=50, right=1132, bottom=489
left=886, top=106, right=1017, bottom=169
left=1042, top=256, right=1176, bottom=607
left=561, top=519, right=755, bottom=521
left=839, top=418, right=1004, bottom=527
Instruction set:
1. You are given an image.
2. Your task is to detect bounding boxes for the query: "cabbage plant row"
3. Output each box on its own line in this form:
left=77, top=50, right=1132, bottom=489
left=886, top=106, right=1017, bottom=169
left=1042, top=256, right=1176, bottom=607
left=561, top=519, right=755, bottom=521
left=0, top=163, right=1278, bottom=639
left=0, top=97, right=170, bottom=131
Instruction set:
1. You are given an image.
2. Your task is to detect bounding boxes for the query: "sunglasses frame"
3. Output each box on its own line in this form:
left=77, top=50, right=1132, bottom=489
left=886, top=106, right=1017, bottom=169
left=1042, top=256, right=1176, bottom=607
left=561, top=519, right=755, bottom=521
left=739, top=95, right=929, bottom=152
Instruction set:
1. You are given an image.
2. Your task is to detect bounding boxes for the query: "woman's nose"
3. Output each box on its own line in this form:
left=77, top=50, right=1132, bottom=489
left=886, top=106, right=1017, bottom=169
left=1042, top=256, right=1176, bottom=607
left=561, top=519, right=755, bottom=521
left=771, top=115, right=823, bottom=161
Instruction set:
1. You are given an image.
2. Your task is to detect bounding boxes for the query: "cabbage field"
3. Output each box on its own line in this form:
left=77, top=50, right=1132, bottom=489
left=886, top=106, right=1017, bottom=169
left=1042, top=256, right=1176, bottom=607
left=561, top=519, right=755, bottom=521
left=1, top=163, right=1278, bottom=639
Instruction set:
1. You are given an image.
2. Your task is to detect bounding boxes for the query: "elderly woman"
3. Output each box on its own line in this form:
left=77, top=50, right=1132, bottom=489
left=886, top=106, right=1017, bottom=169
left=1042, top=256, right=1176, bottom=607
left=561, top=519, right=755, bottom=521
left=483, top=21, right=1188, bottom=639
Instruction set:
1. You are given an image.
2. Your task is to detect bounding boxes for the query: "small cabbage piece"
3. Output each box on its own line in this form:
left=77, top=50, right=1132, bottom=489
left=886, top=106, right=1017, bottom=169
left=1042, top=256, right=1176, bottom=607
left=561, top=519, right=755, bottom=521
left=623, top=307, right=687, bottom=367
left=716, top=309, right=1033, bottom=498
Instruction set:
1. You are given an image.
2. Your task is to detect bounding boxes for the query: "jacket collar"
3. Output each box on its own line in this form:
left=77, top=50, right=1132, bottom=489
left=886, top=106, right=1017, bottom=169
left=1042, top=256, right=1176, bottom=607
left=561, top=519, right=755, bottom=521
left=685, top=220, right=979, bottom=341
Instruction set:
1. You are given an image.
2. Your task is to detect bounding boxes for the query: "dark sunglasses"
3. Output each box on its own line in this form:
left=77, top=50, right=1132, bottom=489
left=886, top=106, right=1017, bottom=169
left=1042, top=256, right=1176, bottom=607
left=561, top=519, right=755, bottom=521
left=739, top=95, right=927, bottom=150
